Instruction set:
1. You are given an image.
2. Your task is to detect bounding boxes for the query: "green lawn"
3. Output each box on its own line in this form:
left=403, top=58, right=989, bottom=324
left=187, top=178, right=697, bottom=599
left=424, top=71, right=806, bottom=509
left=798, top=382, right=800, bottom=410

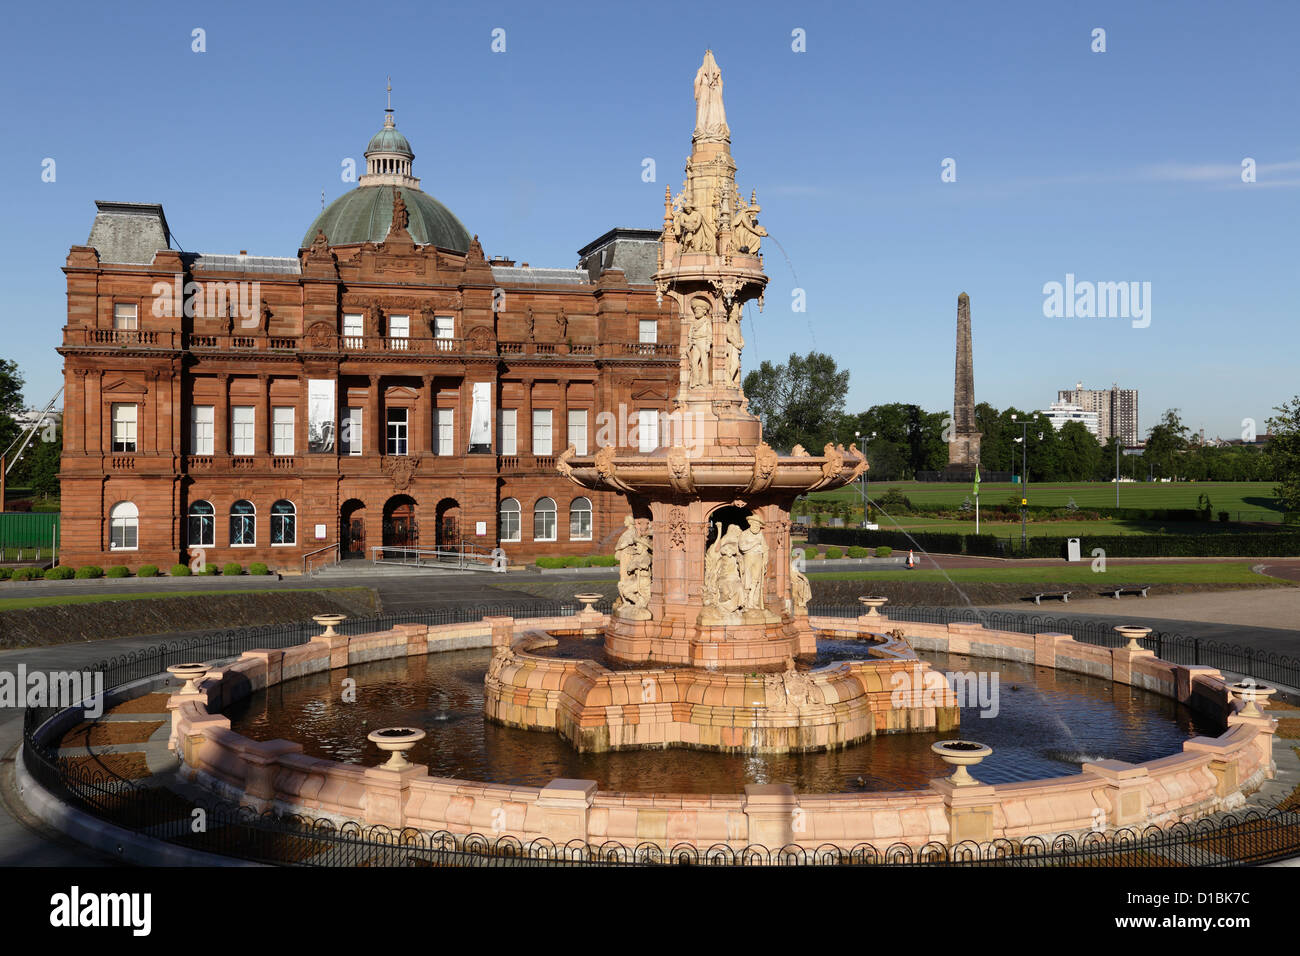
left=870, top=515, right=1270, bottom=538
left=807, top=562, right=1285, bottom=585
left=0, top=586, right=369, bottom=612
left=810, top=480, right=1281, bottom=521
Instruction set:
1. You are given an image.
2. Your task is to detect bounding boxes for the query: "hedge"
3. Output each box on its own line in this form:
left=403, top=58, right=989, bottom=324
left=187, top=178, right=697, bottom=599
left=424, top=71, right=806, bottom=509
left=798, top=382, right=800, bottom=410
left=223, top=562, right=243, bottom=576
left=847, top=546, right=869, bottom=558
left=170, top=564, right=191, bottom=576
left=44, top=566, right=75, bottom=580
left=75, top=566, right=104, bottom=579
left=137, top=565, right=159, bottom=577
left=11, top=567, right=41, bottom=581
left=825, top=546, right=843, bottom=559
left=810, top=527, right=1300, bottom=558
left=249, top=562, right=271, bottom=575
left=106, top=566, right=131, bottom=578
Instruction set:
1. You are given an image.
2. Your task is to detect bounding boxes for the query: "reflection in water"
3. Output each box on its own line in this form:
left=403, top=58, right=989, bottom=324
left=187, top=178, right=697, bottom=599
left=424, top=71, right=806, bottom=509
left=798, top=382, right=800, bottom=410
left=225, top=648, right=1215, bottom=795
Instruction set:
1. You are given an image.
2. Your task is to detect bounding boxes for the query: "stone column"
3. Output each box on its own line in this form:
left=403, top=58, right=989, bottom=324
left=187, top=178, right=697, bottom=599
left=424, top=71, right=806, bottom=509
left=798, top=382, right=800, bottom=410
left=256, top=373, right=269, bottom=455
left=520, top=377, right=534, bottom=456
left=1081, top=759, right=1150, bottom=828
left=535, top=778, right=597, bottom=845
left=215, top=373, right=230, bottom=456
left=368, top=375, right=382, bottom=456
left=363, top=763, right=428, bottom=828
left=421, top=374, right=434, bottom=455
left=930, top=777, right=997, bottom=844
left=743, top=783, right=799, bottom=849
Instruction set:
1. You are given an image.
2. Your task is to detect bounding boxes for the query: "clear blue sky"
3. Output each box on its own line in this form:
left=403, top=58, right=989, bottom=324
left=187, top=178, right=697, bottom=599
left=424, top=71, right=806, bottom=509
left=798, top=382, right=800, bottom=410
left=2, top=0, right=1297, bottom=440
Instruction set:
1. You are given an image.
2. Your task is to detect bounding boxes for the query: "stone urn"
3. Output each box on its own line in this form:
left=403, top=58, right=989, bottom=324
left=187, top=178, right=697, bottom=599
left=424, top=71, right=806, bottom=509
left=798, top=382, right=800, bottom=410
left=931, top=740, right=992, bottom=786
left=313, top=613, right=347, bottom=638
left=1227, top=681, right=1276, bottom=718
left=858, top=596, right=889, bottom=619
left=367, top=727, right=427, bottom=770
left=166, top=663, right=209, bottom=695
left=1114, top=625, right=1151, bottom=652
left=574, top=592, right=604, bottom=614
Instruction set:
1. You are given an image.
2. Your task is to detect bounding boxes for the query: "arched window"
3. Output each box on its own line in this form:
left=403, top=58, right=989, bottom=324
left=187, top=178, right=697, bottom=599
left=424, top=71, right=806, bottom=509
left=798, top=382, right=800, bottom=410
left=271, top=500, right=296, bottom=545
left=109, top=501, right=138, bottom=550
left=533, top=497, right=557, bottom=542
left=187, top=500, right=215, bottom=548
left=499, top=498, right=521, bottom=543
left=230, top=500, right=256, bottom=546
left=569, top=497, right=592, bottom=541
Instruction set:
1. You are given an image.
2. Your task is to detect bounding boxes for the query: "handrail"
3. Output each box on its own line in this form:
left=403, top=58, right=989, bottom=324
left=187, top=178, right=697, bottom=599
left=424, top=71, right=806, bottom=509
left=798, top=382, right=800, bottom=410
left=369, top=545, right=504, bottom=572
left=302, top=542, right=339, bottom=576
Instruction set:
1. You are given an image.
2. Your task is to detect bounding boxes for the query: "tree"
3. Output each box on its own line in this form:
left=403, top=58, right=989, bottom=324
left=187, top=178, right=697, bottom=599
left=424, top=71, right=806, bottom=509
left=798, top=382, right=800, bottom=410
left=1143, top=408, right=1190, bottom=479
left=1267, top=396, right=1300, bottom=520
left=743, top=351, right=850, bottom=452
left=0, top=359, right=26, bottom=466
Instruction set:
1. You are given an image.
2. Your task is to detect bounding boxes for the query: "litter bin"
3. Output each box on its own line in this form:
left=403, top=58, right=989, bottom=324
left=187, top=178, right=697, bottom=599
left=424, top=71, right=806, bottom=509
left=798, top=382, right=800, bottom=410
left=1066, top=537, right=1081, bottom=563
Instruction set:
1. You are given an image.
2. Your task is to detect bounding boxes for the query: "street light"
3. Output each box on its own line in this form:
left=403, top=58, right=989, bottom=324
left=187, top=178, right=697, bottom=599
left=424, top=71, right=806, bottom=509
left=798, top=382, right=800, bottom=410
left=854, top=430, right=875, bottom=526
left=1010, top=414, right=1038, bottom=551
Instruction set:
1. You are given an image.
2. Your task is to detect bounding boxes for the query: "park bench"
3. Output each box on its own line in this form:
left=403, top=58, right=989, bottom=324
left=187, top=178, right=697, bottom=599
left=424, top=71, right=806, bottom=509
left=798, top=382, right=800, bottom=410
left=1029, top=590, right=1072, bottom=605
left=1106, top=584, right=1151, bottom=600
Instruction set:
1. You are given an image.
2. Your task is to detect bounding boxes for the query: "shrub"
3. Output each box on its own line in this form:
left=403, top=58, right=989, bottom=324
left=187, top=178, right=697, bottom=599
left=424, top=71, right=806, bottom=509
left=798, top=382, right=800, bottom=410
left=588, top=555, right=617, bottom=567
left=0, top=567, right=11, bottom=580
left=875, top=546, right=893, bottom=557
left=803, top=546, right=817, bottom=561
left=562, top=555, right=587, bottom=568
left=249, top=562, right=271, bottom=575
left=106, top=566, right=131, bottom=578
left=223, top=562, right=243, bottom=576
left=825, top=546, right=843, bottom=559
left=170, top=563, right=191, bottom=576
left=137, top=564, right=159, bottom=577
left=75, top=566, right=104, bottom=579
left=11, top=567, right=41, bottom=581
left=199, top=564, right=220, bottom=575
left=1218, top=511, right=1229, bottom=523
left=847, top=546, right=869, bottom=558
left=535, top=556, right=566, bottom=569
left=44, top=566, right=75, bottom=580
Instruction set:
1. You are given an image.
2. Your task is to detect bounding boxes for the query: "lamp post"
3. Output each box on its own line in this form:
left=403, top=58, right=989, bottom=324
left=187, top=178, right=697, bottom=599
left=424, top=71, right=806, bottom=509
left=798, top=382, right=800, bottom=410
left=1011, top=414, right=1036, bottom=551
left=854, top=430, right=875, bottom=526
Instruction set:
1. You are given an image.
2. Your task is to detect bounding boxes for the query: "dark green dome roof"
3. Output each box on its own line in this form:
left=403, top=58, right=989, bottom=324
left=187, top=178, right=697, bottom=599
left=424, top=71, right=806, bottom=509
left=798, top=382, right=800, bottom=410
left=302, top=185, right=471, bottom=252
left=366, top=126, right=413, bottom=157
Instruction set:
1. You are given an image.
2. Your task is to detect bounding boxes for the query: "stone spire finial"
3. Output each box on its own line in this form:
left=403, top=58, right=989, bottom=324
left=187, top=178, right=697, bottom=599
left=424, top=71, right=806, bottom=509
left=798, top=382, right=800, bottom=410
left=693, top=50, right=730, bottom=144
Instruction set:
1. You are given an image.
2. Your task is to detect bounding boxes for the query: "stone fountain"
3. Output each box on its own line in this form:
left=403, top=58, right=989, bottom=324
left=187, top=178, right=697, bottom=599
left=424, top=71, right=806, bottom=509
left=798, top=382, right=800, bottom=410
left=484, top=51, right=958, bottom=754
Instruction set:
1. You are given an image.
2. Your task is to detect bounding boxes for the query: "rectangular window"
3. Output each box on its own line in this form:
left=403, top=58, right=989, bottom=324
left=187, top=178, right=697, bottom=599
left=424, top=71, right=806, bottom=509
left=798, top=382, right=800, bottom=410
left=639, top=319, right=657, bottom=344
left=272, top=406, right=295, bottom=455
left=637, top=410, right=660, bottom=453
left=231, top=406, right=255, bottom=455
left=111, top=403, right=137, bottom=452
left=388, top=314, right=409, bottom=350
left=532, top=409, right=553, bottom=456
left=113, top=303, right=138, bottom=330
left=499, top=408, right=517, bottom=455
left=434, top=316, right=454, bottom=351
left=341, top=406, right=363, bottom=456
left=436, top=408, right=454, bottom=456
left=343, top=313, right=364, bottom=348
left=567, top=409, right=588, bottom=456
left=387, top=408, right=408, bottom=455
left=191, top=405, right=214, bottom=455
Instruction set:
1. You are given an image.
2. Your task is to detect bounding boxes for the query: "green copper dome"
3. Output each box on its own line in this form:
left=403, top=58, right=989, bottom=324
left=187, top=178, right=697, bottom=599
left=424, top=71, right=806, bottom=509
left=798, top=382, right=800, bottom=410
left=366, top=126, right=413, bottom=157
left=302, top=185, right=471, bottom=252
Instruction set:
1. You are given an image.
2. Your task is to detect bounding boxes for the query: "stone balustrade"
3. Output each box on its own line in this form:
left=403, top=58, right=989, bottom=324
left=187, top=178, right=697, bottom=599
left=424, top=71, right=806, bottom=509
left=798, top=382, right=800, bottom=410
left=167, top=613, right=1278, bottom=852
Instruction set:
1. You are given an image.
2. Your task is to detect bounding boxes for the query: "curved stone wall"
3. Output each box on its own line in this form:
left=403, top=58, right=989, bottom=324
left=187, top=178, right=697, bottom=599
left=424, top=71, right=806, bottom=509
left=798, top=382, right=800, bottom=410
left=166, top=612, right=1278, bottom=851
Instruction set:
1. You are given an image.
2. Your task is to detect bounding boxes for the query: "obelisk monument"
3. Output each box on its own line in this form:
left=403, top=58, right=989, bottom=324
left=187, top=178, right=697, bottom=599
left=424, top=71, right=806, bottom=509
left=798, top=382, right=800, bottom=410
left=945, top=292, right=981, bottom=478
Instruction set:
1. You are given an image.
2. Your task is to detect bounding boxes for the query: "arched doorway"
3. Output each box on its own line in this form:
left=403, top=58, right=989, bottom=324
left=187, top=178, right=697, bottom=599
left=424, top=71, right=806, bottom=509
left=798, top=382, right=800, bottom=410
left=435, top=498, right=461, bottom=552
left=705, top=504, right=754, bottom=550
left=340, top=499, right=366, bottom=559
left=383, top=495, right=418, bottom=553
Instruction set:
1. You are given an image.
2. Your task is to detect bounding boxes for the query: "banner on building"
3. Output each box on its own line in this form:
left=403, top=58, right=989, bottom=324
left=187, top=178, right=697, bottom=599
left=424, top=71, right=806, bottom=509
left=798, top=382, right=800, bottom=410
left=469, top=381, right=492, bottom=453
left=307, top=379, right=336, bottom=453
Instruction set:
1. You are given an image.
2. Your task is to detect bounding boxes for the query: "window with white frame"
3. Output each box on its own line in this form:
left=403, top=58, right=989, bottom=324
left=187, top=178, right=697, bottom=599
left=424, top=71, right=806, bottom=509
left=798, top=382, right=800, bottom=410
left=569, top=497, right=592, bottom=541
left=434, top=316, right=454, bottom=351
left=341, top=406, right=363, bottom=456
left=271, top=499, right=296, bottom=545
left=191, top=405, right=214, bottom=455
left=532, top=409, right=553, bottom=456
left=342, top=313, right=364, bottom=347
left=499, top=408, right=517, bottom=455
left=436, top=408, right=454, bottom=456
left=639, top=319, right=657, bottom=344
left=533, top=497, right=556, bottom=541
left=387, top=408, right=408, bottom=455
left=109, top=501, right=138, bottom=550
left=567, top=409, right=588, bottom=456
left=187, top=500, right=214, bottom=547
left=231, top=406, right=255, bottom=455
left=111, top=403, right=137, bottom=452
left=230, top=500, right=256, bottom=546
left=114, top=303, right=138, bottom=330
left=388, top=314, right=409, bottom=350
left=499, top=498, right=521, bottom=542
left=637, top=409, right=660, bottom=453
left=272, top=406, right=295, bottom=455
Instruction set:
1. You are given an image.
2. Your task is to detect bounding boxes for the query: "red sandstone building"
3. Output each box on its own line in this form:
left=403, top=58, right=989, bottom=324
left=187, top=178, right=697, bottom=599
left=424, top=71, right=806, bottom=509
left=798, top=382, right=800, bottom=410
left=57, top=104, right=677, bottom=571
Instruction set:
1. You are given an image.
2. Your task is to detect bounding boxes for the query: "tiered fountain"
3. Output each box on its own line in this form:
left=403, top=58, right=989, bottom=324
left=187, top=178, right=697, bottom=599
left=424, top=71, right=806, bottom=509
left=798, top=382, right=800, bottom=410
left=484, top=51, right=959, bottom=754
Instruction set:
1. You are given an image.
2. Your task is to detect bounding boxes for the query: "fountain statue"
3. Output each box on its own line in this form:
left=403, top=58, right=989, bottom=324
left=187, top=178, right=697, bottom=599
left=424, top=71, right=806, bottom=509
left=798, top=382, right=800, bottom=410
left=483, top=51, right=957, bottom=753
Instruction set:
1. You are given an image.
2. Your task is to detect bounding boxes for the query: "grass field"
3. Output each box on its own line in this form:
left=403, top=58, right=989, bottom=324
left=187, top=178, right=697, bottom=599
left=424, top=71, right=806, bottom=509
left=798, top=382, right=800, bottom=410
left=806, top=562, right=1286, bottom=585
left=857, top=515, right=1274, bottom=538
left=810, top=480, right=1282, bottom=521
left=0, top=586, right=369, bottom=613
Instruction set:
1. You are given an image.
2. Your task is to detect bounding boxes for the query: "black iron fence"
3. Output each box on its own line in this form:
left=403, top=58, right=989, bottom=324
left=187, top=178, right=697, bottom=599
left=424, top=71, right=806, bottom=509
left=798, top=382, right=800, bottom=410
left=19, top=601, right=1300, bottom=867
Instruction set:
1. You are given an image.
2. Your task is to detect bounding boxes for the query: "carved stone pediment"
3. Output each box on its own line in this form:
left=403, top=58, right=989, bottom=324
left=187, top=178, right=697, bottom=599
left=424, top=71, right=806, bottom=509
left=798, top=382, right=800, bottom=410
left=380, top=455, right=421, bottom=491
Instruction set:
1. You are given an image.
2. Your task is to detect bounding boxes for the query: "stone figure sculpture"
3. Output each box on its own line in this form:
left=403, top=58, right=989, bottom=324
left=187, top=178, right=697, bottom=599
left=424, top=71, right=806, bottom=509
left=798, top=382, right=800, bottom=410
left=675, top=199, right=714, bottom=254
left=687, top=298, right=712, bottom=388
left=737, top=515, right=769, bottom=611
left=693, top=49, right=729, bottom=143
left=790, top=547, right=811, bottom=614
left=724, top=300, right=744, bottom=387
left=732, top=196, right=767, bottom=254
left=614, top=516, right=652, bottom=618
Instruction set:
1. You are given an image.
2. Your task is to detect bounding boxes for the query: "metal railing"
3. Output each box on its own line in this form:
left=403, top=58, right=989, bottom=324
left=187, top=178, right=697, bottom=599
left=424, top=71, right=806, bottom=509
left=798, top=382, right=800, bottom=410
left=302, top=542, right=339, bottom=576
left=368, top=545, right=502, bottom=572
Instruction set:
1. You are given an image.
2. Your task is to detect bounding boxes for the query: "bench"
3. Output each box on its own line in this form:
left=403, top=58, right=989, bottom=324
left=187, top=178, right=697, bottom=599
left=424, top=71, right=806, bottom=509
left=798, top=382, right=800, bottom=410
left=1107, top=584, right=1151, bottom=599
left=1030, top=590, right=1072, bottom=605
